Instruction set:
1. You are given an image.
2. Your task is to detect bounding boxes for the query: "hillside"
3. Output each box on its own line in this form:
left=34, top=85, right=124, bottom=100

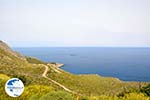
left=0, top=41, right=26, bottom=61
left=0, top=40, right=149, bottom=100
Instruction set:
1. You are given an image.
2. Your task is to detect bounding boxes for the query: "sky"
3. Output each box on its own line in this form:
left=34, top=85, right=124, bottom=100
left=0, top=0, right=150, bottom=47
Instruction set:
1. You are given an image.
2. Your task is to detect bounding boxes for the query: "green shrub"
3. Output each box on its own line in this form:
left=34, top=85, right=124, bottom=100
left=26, top=57, right=46, bottom=64
left=140, top=84, right=150, bottom=96
left=29, top=93, right=43, bottom=100
left=12, top=75, right=30, bottom=86
left=78, top=96, right=89, bottom=100
left=39, top=91, right=74, bottom=100
left=121, top=93, right=149, bottom=100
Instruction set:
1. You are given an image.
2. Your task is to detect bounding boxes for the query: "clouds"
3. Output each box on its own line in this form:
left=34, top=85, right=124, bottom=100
left=0, top=0, right=149, bottom=47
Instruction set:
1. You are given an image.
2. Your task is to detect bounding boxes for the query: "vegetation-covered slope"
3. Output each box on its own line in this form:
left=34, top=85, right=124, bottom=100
left=0, top=40, right=26, bottom=60
left=0, top=40, right=150, bottom=100
left=47, top=64, right=146, bottom=96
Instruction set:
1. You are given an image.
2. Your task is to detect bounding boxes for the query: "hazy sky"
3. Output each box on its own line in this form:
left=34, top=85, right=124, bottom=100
left=0, top=0, right=150, bottom=47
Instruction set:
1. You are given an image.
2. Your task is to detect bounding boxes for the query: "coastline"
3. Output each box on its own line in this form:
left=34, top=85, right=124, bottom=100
left=56, top=63, right=64, bottom=68
left=48, top=62, right=64, bottom=68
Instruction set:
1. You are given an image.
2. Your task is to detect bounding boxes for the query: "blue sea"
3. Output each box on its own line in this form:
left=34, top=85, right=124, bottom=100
left=14, top=47, right=150, bottom=82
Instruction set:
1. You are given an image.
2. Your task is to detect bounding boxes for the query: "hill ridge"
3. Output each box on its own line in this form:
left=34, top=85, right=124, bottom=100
left=0, top=40, right=26, bottom=60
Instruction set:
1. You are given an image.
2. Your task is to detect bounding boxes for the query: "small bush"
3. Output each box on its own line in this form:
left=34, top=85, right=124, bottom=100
left=12, top=75, right=30, bottom=85
left=26, top=57, right=46, bottom=64
left=121, top=93, right=149, bottom=100
left=39, top=91, right=74, bottom=100
left=78, top=96, right=89, bottom=100
left=140, top=84, right=150, bottom=96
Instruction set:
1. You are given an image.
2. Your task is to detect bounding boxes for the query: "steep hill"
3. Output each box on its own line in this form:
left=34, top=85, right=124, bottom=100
left=0, top=41, right=50, bottom=86
left=0, top=40, right=26, bottom=61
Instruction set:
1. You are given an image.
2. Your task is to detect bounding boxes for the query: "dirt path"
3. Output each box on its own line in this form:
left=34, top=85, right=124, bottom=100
left=41, top=64, right=75, bottom=94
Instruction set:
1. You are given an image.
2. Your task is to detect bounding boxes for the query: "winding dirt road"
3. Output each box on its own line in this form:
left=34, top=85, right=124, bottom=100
left=41, top=64, right=75, bottom=94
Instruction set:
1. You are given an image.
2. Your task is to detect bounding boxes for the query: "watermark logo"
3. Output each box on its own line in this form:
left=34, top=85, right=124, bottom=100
left=5, top=78, right=24, bottom=97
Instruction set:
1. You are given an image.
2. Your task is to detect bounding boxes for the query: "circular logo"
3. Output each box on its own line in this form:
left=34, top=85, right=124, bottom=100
left=5, top=78, right=24, bottom=97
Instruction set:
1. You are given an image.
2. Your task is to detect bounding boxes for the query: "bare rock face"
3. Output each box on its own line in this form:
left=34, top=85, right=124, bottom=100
left=0, top=40, right=26, bottom=61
